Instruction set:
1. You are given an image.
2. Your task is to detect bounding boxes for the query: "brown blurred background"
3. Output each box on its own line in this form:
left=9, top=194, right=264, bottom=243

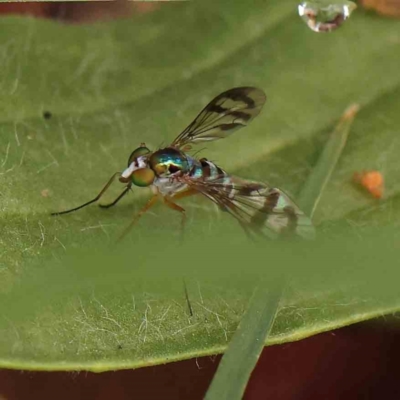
left=0, top=1, right=158, bottom=23
left=1, top=320, right=400, bottom=399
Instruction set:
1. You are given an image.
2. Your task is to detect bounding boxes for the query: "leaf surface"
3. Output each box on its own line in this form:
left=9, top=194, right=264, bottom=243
left=1, top=0, right=400, bottom=371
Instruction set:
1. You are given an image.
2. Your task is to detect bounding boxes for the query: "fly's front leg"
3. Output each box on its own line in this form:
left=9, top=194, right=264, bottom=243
left=51, top=172, right=121, bottom=216
left=99, top=185, right=131, bottom=209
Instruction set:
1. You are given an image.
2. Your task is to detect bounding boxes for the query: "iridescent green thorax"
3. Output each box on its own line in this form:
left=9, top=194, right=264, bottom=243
left=149, top=148, right=189, bottom=177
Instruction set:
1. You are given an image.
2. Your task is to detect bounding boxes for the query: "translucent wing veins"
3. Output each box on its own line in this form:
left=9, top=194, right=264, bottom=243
left=171, top=87, right=266, bottom=148
left=180, top=174, right=315, bottom=240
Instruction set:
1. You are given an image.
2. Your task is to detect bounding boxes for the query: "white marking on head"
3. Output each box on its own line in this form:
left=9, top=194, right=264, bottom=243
left=121, top=156, right=149, bottom=179
left=121, top=164, right=135, bottom=179
left=137, top=156, right=148, bottom=169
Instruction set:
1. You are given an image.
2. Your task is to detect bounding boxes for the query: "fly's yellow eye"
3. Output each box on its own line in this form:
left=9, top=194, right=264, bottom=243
left=128, top=145, right=151, bottom=166
left=131, top=168, right=155, bottom=187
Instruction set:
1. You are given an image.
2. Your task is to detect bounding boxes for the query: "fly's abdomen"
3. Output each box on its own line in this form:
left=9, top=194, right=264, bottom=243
left=188, top=158, right=227, bottom=181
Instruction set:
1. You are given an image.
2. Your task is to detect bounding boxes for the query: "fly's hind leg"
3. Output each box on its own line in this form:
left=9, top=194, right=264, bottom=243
left=164, top=188, right=198, bottom=241
left=183, top=278, right=193, bottom=317
left=163, top=196, right=187, bottom=241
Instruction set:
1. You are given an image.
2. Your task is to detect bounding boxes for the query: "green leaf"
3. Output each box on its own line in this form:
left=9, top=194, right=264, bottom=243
left=1, top=0, right=400, bottom=371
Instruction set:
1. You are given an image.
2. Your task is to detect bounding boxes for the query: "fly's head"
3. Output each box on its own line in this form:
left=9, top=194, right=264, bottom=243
left=120, top=143, right=155, bottom=187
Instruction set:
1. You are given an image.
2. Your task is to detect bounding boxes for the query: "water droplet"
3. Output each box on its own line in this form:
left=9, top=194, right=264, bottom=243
left=298, top=1, right=357, bottom=32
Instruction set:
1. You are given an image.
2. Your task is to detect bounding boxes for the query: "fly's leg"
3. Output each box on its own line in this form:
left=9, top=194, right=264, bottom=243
left=171, top=188, right=198, bottom=200
left=163, top=196, right=187, bottom=241
left=117, top=189, right=196, bottom=242
left=165, top=188, right=198, bottom=240
left=51, top=172, right=121, bottom=216
left=168, top=190, right=198, bottom=316
left=117, top=194, right=159, bottom=242
left=183, top=278, right=193, bottom=317
left=99, top=185, right=131, bottom=209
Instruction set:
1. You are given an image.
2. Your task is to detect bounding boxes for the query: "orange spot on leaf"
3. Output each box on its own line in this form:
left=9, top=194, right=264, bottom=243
left=353, top=171, right=384, bottom=199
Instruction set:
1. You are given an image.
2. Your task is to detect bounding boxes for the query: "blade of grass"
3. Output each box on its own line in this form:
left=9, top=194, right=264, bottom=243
left=204, top=105, right=360, bottom=399
left=298, top=103, right=360, bottom=218
left=205, top=274, right=285, bottom=400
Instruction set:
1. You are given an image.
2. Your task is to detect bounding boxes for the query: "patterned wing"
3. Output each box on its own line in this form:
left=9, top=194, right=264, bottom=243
left=181, top=175, right=315, bottom=240
left=171, top=87, right=266, bottom=148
